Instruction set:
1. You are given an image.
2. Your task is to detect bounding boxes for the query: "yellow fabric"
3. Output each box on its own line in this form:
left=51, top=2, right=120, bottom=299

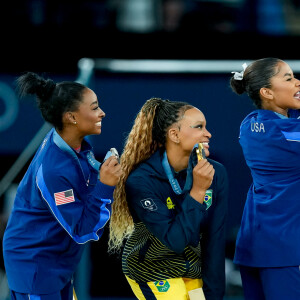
left=188, top=288, right=206, bottom=300
left=73, top=288, right=78, bottom=300
left=126, top=276, right=203, bottom=300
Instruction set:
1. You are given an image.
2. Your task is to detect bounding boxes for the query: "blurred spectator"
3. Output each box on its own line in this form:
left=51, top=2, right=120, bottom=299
left=178, top=0, right=242, bottom=35
left=161, top=0, right=186, bottom=32
left=256, top=0, right=286, bottom=35
left=2, top=0, right=300, bottom=37
left=236, top=0, right=297, bottom=36
left=113, top=0, right=161, bottom=33
left=283, top=0, right=300, bottom=35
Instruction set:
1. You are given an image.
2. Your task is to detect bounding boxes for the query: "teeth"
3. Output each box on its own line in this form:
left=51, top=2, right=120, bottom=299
left=95, top=122, right=101, bottom=126
left=202, top=142, right=209, bottom=146
left=294, top=92, right=300, bottom=99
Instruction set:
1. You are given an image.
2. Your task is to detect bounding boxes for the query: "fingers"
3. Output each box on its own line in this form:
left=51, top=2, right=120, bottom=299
left=102, top=156, right=119, bottom=166
left=194, top=159, right=214, bottom=175
left=99, top=156, right=123, bottom=186
left=193, top=159, right=215, bottom=186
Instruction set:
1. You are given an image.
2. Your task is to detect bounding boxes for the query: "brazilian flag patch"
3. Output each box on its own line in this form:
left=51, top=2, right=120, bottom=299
left=154, top=280, right=170, bottom=292
left=204, top=189, right=212, bottom=210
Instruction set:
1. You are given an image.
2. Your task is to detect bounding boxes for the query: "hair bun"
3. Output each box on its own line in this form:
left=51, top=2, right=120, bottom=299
left=42, top=79, right=56, bottom=96
left=36, top=78, right=56, bottom=101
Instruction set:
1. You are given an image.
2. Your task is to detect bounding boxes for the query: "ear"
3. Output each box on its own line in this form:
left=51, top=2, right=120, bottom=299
left=168, top=127, right=180, bottom=144
left=64, top=112, right=77, bottom=124
left=260, top=87, right=273, bottom=100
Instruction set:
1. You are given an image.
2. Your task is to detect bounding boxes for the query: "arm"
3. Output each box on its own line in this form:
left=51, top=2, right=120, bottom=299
left=201, top=163, right=229, bottom=300
left=36, top=163, right=115, bottom=244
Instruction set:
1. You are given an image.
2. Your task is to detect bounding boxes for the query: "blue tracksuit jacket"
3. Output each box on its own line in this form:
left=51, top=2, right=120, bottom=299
left=234, top=109, right=300, bottom=267
left=122, top=149, right=228, bottom=300
left=3, top=128, right=114, bottom=294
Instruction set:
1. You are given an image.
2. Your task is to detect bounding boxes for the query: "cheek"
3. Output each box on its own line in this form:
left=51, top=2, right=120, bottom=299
left=193, top=131, right=204, bottom=140
left=181, top=133, right=201, bottom=149
left=84, top=112, right=96, bottom=122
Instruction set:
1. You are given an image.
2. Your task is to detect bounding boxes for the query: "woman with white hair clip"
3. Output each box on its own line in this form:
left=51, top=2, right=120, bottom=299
left=230, top=58, right=300, bottom=300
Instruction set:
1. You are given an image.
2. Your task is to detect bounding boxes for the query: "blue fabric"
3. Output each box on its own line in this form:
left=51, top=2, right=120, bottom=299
left=240, top=265, right=300, bottom=300
left=10, top=280, right=73, bottom=300
left=3, top=128, right=114, bottom=294
left=234, top=109, right=300, bottom=267
left=281, top=131, right=300, bottom=141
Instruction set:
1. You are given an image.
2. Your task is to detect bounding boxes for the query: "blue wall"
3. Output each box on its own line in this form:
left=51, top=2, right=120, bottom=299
left=0, top=71, right=254, bottom=235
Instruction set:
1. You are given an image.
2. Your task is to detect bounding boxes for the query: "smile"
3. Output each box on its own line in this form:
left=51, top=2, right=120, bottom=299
left=294, top=91, right=300, bottom=100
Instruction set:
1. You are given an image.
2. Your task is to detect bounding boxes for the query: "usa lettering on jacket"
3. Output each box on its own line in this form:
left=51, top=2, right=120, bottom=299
left=251, top=122, right=265, bottom=133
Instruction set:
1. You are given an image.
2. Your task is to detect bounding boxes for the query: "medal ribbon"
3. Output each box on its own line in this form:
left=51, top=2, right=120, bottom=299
left=162, top=151, right=193, bottom=195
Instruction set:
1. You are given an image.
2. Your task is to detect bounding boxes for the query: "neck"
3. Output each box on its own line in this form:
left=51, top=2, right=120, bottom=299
left=165, top=145, right=189, bottom=172
left=56, top=128, right=83, bottom=150
left=262, top=104, right=288, bottom=117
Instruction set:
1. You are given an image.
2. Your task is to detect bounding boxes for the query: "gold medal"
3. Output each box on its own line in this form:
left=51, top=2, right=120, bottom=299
left=195, top=143, right=204, bottom=161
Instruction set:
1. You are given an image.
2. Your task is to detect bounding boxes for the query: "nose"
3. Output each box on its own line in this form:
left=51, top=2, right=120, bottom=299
left=205, top=128, right=212, bottom=138
left=99, top=108, right=105, bottom=118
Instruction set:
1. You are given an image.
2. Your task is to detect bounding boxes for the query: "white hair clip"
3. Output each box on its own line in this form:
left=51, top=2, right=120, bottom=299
left=231, top=63, right=248, bottom=80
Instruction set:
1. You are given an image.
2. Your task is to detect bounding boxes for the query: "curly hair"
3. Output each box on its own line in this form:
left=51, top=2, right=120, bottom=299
left=108, top=97, right=193, bottom=253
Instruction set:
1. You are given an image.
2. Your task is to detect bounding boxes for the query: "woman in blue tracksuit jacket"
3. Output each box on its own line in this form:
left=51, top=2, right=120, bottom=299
left=108, top=98, right=229, bottom=300
left=230, top=58, right=300, bottom=299
left=2, top=72, right=122, bottom=300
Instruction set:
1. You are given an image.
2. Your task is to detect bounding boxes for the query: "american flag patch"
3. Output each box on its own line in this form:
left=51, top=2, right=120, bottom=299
left=54, top=189, right=75, bottom=206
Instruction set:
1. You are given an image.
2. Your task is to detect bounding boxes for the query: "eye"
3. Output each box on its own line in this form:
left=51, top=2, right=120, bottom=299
left=93, top=106, right=99, bottom=110
left=190, top=124, right=203, bottom=129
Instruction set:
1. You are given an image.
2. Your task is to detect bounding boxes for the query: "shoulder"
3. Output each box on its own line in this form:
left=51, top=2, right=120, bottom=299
left=128, top=151, right=164, bottom=180
left=127, top=153, right=166, bottom=191
left=42, top=143, right=78, bottom=180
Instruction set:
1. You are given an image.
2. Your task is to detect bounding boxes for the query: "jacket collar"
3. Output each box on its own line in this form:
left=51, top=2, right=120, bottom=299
left=52, top=128, right=100, bottom=172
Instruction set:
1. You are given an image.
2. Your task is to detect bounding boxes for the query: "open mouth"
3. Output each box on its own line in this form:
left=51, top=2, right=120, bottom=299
left=294, top=91, right=300, bottom=100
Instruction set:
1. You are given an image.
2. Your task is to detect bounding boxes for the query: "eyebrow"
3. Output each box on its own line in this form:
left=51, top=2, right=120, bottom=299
left=90, top=100, right=98, bottom=106
left=190, top=121, right=204, bottom=128
left=283, top=72, right=292, bottom=77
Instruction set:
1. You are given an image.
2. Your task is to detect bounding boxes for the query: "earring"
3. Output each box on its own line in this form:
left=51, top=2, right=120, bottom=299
left=74, top=121, right=77, bottom=125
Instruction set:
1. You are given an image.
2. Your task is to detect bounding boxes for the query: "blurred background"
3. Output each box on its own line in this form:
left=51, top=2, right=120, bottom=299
left=1, top=0, right=300, bottom=299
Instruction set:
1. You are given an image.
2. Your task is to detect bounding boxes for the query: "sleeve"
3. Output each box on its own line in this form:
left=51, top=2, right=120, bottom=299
left=201, top=163, right=229, bottom=300
left=36, top=163, right=115, bottom=244
left=240, top=117, right=300, bottom=186
left=126, top=175, right=207, bottom=254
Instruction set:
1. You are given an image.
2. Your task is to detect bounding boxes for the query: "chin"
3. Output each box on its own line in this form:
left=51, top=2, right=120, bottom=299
left=205, top=150, right=210, bottom=157
left=95, top=127, right=102, bottom=134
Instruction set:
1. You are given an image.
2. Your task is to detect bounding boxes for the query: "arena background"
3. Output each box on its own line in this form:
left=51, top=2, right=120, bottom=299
left=1, top=1, right=300, bottom=299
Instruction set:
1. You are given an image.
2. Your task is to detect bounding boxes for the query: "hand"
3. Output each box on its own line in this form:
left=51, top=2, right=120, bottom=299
left=190, top=159, right=215, bottom=203
left=99, top=156, right=123, bottom=186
